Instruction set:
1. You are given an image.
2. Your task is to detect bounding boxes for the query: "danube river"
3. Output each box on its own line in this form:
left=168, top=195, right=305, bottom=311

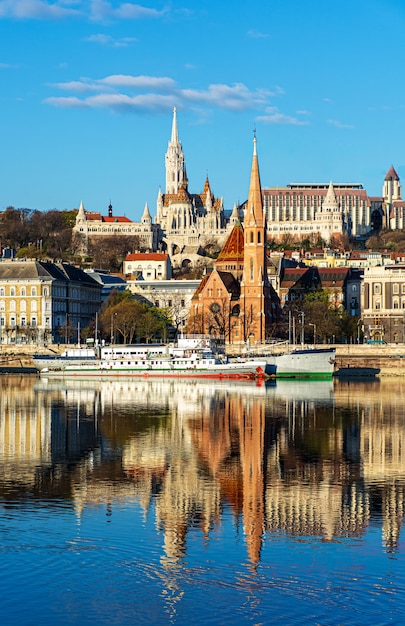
left=0, top=374, right=404, bottom=625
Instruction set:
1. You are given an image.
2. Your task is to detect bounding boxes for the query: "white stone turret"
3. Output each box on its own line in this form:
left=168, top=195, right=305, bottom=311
left=229, top=202, right=240, bottom=226
left=322, top=181, right=339, bottom=213
left=141, top=202, right=152, bottom=224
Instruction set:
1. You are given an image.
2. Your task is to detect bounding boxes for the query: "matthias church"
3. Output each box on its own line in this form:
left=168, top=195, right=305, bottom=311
left=73, top=108, right=403, bottom=260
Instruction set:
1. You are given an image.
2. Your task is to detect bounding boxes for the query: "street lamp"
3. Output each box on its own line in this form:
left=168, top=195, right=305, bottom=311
left=309, top=322, right=316, bottom=345
left=110, top=312, right=117, bottom=345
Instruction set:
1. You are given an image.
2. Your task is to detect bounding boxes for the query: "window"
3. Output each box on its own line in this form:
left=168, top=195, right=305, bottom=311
left=373, top=284, right=381, bottom=295
left=393, top=283, right=399, bottom=294
left=21, top=287, right=26, bottom=296
left=10, top=287, right=15, bottom=296
left=31, top=287, right=37, bottom=296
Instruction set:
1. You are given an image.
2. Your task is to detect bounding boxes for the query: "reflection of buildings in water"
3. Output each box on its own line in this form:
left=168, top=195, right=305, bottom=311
left=0, top=376, right=100, bottom=494
left=0, top=376, right=51, bottom=486
left=2, top=376, right=405, bottom=561
left=265, top=472, right=370, bottom=542
left=356, top=379, right=405, bottom=551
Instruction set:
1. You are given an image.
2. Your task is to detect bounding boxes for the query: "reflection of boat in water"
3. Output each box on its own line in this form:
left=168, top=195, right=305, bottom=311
left=265, top=347, right=336, bottom=379
left=37, top=336, right=267, bottom=381
left=265, top=379, right=334, bottom=402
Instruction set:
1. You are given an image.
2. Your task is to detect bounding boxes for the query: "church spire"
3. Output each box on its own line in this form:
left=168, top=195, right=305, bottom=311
left=246, top=135, right=265, bottom=227
left=165, top=107, right=185, bottom=194
left=171, top=106, right=178, bottom=143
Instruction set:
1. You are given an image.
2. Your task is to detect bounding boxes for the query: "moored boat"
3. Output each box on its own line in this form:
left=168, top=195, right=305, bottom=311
left=265, top=347, right=336, bottom=379
left=38, top=336, right=267, bottom=380
left=33, top=347, right=97, bottom=371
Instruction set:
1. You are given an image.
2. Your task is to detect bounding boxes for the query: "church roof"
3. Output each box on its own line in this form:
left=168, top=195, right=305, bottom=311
left=192, top=273, right=210, bottom=298
left=215, top=224, right=244, bottom=265
left=84, top=212, right=132, bottom=223
left=216, top=271, right=241, bottom=298
left=385, top=165, right=399, bottom=181
left=125, top=253, right=169, bottom=262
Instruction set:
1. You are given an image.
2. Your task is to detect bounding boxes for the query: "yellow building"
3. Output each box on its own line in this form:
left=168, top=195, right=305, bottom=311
left=0, top=261, right=101, bottom=345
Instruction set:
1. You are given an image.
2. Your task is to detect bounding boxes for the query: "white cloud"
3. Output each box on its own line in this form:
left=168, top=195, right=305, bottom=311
left=181, top=83, right=273, bottom=111
left=85, top=33, right=138, bottom=46
left=89, top=0, right=167, bottom=22
left=50, top=79, right=107, bottom=93
left=100, top=74, right=176, bottom=90
left=45, top=92, right=178, bottom=112
left=45, top=73, right=296, bottom=119
left=0, top=0, right=167, bottom=21
left=247, top=29, right=269, bottom=39
left=0, top=0, right=82, bottom=19
left=256, top=106, right=309, bottom=126
left=327, top=118, right=355, bottom=130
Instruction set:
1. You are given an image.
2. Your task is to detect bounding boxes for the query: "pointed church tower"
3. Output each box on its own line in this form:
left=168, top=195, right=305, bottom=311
left=383, top=165, right=401, bottom=203
left=322, top=181, right=339, bottom=213
left=165, top=107, right=186, bottom=194
left=316, top=181, right=342, bottom=242
left=240, top=136, right=271, bottom=343
left=141, top=202, right=152, bottom=225
left=229, top=202, right=241, bottom=226
left=76, top=200, right=86, bottom=226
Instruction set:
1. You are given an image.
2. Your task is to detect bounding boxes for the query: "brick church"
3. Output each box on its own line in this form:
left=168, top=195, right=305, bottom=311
left=187, top=136, right=280, bottom=345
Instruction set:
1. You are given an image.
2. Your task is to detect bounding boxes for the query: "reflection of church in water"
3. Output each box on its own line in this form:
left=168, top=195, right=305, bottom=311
left=0, top=378, right=405, bottom=564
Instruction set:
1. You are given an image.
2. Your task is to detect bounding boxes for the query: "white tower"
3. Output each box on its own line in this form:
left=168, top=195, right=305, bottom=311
left=165, top=107, right=186, bottom=194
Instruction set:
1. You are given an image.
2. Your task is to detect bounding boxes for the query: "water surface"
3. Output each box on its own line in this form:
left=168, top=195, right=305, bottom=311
left=0, top=375, right=404, bottom=625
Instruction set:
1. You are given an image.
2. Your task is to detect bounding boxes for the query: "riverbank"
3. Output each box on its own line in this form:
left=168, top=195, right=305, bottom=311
left=1, top=343, right=405, bottom=376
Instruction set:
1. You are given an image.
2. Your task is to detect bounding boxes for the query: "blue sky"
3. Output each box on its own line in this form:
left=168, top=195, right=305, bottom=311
left=1, top=0, right=405, bottom=221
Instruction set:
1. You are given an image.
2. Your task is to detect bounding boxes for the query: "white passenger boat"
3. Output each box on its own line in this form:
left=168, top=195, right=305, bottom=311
left=37, top=336, right=267, bottom=380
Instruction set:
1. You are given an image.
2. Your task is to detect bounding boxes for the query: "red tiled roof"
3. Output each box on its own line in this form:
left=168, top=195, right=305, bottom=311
left=86, top=213, right=132, bottom=223
left=125, top=253, right=168, bottom=262
left=216, top=224, right=244, bottom=265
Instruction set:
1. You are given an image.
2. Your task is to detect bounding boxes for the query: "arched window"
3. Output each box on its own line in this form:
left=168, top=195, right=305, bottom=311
left=250, top=258, right=254, bottom=281
left=21, top=287, right=26, bottom=296
left=31, top=287, right=37, bottom=296
left=250, top=232, right=254, bottom=244
left=10, top=287, right=15, bottom=296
